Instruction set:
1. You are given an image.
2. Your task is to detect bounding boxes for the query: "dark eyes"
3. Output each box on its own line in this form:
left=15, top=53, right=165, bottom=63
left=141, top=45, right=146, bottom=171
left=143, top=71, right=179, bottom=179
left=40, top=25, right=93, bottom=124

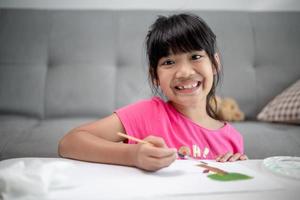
left=159, top=54, right=203, bottom=67
left=161, top=60, right=174, bottom=66
left=191, top=54, right=202, bottom=60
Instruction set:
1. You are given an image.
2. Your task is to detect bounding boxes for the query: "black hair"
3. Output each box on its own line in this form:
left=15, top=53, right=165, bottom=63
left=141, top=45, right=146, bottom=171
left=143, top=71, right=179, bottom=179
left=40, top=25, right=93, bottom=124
left=145, top=13, right=222, bottom=120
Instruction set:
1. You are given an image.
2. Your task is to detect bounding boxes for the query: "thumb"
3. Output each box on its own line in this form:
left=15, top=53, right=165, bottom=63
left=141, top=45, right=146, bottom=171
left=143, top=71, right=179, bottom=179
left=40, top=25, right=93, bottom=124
left=144, top=135, right=167, bottom=148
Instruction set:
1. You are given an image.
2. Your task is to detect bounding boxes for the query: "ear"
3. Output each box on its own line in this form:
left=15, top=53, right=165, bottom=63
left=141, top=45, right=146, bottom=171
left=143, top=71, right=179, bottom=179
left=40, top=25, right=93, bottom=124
left=153, top=78, right=160, bottom=87
left=213, top=53, right=221, bottom=75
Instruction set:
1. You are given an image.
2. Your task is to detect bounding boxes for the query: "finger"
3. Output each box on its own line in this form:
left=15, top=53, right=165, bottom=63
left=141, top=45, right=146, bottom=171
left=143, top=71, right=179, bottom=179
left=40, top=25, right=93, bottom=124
left=146, top=153, right=177, bottom=171
left=215, top=155, right=222, bottom=162
left=240, top=154, right=248, bottom=160
left=229, top=153, right=241, bottom=162
left=220, top=152, right=233, bottom=162
left=146, top=146, right=177, bottom=158
left=144, top=136, right=167, bottom=148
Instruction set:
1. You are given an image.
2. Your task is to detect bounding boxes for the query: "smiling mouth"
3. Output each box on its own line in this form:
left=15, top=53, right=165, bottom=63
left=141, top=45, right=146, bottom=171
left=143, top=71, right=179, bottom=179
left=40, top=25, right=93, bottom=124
left=174, top=81, right=202, bottom=92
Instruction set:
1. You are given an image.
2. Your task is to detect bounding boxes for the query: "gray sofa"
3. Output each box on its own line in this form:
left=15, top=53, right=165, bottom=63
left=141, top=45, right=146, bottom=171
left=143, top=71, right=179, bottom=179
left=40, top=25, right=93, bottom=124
left=0, top=9, right=299, bottom=160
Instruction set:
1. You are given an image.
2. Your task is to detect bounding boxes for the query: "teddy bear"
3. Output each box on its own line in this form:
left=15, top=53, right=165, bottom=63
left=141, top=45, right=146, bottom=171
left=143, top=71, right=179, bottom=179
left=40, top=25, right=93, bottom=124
left=210, top=96, right=245, bottom=122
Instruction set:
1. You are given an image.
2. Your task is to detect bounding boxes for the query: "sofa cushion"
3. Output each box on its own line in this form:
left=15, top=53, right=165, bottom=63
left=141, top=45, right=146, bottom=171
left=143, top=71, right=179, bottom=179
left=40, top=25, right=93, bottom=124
left=1, top=118, right=97, bottom=159
left=48, top=11, right=116, bottom=65
left=0, top=115, right=39, bottom=159
left=0, top=9, right=48, bottom=63
left=0, top=9, right=49, bottom=118
left=233, top=121, right=300, bottom=159
left=257, top=79, right=300, bottom=124
left=116, top=65, right=151, bottom=108
left=45, top=11, right=117, bottom=118
left=252, top=12, right=300, bottom=115
left=45, top=64, right=116, bottom=118
left=0, top=63, right=47, bottom=118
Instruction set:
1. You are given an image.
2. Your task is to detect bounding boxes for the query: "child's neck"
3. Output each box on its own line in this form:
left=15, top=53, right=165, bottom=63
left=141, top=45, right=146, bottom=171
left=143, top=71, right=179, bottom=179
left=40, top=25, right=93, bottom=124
left=170, top=101, right=224, bottom=130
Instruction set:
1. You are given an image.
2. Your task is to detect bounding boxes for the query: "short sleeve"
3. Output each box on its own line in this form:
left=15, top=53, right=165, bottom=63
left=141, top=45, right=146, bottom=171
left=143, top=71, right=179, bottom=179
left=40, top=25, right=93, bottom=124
left=115, top=98, right=161, bottom=143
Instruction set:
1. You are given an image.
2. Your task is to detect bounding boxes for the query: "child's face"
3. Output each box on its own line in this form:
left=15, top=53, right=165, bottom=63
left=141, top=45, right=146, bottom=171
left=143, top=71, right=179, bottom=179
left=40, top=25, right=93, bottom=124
left=156, top=50, right=216, bottom=107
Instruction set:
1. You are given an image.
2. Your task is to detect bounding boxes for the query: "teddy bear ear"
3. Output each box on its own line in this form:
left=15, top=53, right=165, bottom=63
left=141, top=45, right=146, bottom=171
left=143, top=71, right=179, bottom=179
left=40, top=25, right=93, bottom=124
left=235, top=112, right=245, bottom=121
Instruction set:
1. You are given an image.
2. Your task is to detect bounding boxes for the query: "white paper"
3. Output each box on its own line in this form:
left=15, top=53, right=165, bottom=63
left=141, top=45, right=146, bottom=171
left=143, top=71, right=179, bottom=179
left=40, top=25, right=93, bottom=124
left=0, top=158, right=283, bottom=200
left=49, top=159, right=282, bottom=199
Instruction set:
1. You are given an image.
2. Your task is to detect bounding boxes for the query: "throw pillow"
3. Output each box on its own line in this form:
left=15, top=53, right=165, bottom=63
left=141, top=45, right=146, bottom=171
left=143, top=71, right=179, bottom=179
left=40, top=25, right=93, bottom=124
left=257, top=79, right=300, bottom=124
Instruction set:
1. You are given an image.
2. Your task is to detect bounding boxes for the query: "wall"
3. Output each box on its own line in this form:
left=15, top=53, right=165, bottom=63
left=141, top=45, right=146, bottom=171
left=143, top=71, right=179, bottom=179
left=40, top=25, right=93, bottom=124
left=0, top=0, right=300, bottom=11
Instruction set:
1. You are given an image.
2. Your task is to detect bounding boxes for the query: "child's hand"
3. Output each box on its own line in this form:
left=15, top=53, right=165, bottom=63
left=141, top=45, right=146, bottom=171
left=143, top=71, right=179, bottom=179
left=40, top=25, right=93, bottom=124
left=133, top=136, right=177, bottom=171
left=215, top=152, right=248, bottom=162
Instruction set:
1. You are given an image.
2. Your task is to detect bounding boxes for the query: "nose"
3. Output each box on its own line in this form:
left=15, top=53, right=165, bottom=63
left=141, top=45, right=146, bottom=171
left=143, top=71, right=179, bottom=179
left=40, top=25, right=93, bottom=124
left=175, top=60, right=195, bottom=78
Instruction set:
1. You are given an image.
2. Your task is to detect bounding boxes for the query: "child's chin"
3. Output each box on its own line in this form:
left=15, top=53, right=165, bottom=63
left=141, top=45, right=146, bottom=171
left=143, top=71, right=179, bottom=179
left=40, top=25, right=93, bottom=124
left=174, top=96, right=204, bottom=105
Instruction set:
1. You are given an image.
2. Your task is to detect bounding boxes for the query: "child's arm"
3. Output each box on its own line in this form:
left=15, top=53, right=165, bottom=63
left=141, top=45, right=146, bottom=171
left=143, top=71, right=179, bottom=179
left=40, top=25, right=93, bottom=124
left=216, top=152, right=248, bottom=162
left=58, top=113, right=177, bottom=171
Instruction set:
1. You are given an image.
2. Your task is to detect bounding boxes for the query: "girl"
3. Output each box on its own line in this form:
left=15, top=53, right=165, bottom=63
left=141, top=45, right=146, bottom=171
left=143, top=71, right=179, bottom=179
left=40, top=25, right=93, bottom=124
left=58, top=13, right=247, bottom=171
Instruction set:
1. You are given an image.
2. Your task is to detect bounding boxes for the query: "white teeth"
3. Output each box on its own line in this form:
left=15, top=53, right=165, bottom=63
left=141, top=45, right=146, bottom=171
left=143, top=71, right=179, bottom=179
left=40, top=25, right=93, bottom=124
left=177, top=82, right=199, bottom=90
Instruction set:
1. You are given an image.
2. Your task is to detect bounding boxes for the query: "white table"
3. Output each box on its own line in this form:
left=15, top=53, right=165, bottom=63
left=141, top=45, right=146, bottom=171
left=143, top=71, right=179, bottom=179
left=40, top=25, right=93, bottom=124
left=0, top=158, right=299, bottom=200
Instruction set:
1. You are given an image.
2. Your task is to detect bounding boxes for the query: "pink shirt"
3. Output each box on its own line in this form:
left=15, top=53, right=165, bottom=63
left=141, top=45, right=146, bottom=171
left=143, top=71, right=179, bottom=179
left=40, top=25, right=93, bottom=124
left=115, top=97, right=244, bottom=159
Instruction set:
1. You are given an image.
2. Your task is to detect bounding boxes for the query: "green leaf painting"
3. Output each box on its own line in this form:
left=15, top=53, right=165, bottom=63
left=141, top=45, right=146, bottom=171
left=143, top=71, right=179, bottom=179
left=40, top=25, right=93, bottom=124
left=208, top=172, right=253, bottom=181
